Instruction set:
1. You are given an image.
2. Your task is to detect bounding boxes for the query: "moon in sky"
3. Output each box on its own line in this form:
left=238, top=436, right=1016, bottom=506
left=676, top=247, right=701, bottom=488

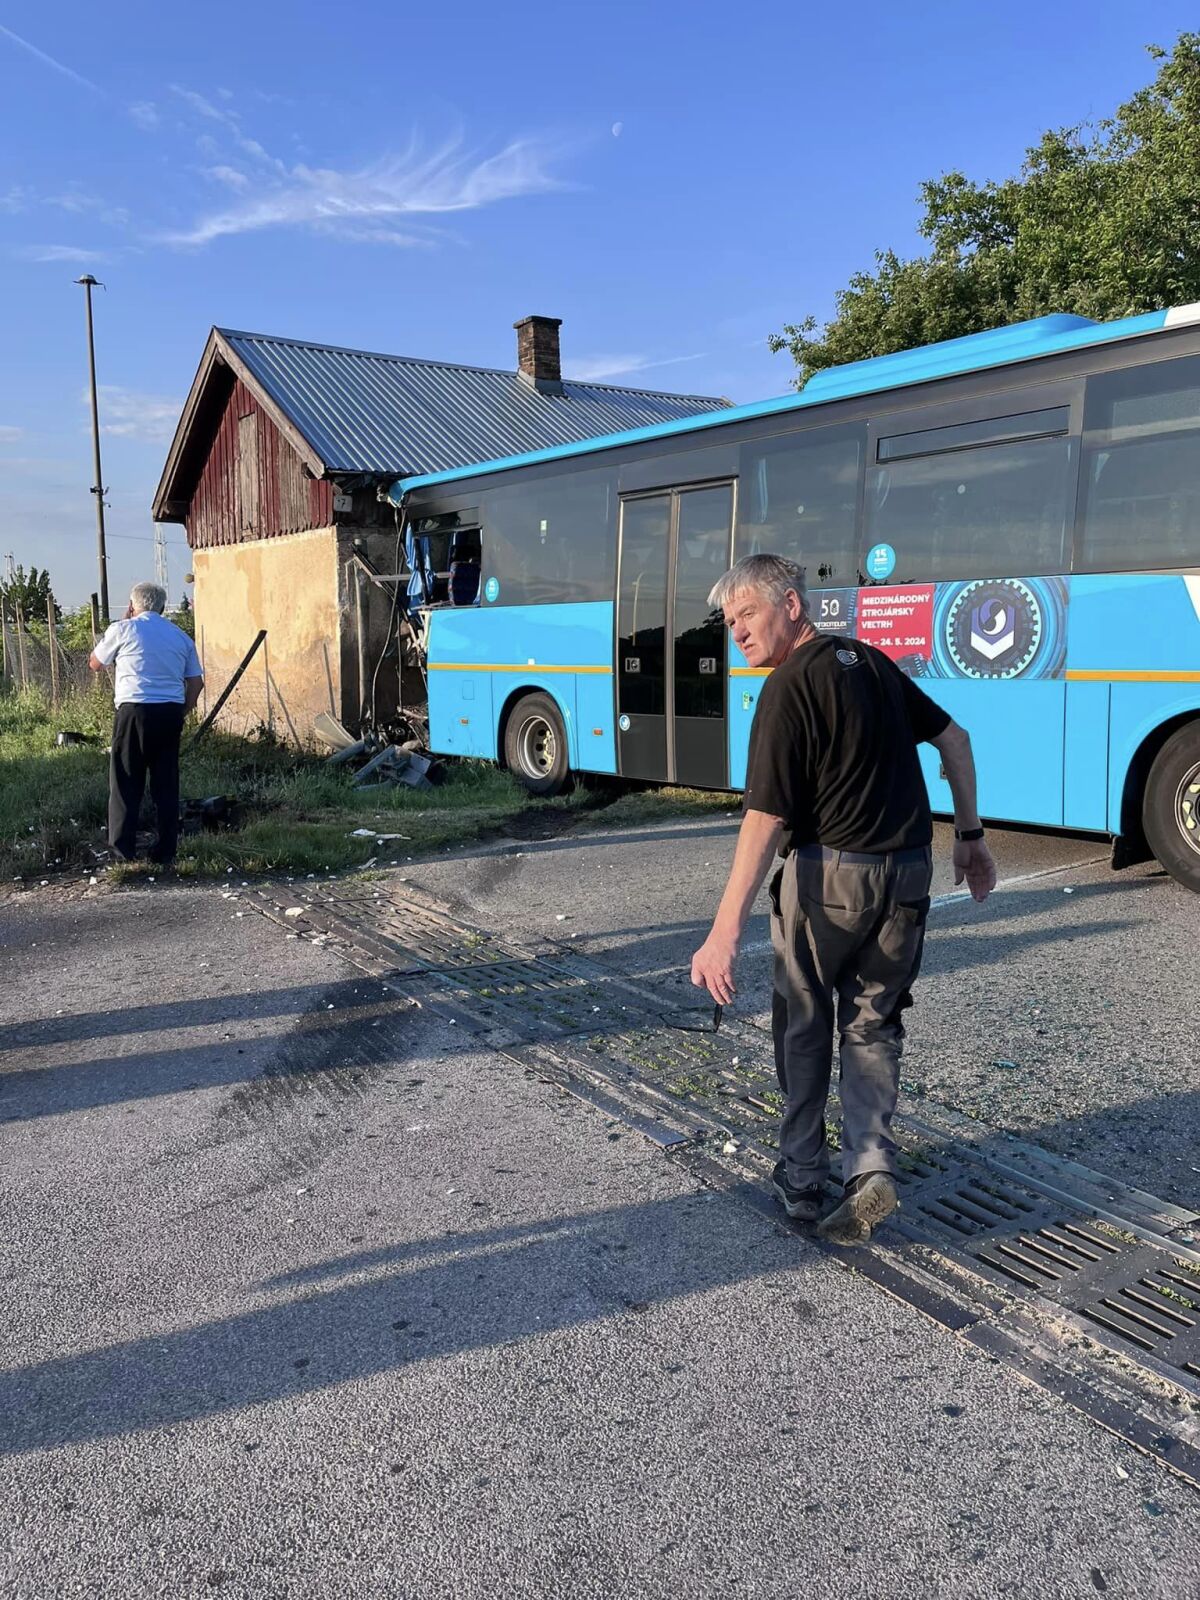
left=611, top=121, right=623, bottom=138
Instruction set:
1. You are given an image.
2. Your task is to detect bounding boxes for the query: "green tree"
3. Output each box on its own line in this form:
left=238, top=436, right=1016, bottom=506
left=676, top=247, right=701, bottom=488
left=58, top=604, right=100, bottom=652
left=0, top=564, right=58, bottom=622
left=769, top=34, right=1200, bottom=385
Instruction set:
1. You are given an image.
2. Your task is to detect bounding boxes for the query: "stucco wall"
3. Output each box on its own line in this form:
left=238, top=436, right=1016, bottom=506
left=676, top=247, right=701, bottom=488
left=193, top=526, right=342, bottom=745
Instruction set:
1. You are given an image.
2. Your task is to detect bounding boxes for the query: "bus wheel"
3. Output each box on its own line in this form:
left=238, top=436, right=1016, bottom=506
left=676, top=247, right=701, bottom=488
left=1142, top=722, right=1200, bottom=893
left=504, top=692, right=572, bottom=797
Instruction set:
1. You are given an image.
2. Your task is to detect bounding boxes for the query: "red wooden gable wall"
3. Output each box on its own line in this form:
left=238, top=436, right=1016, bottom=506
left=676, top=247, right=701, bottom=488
left=186, top=379, right=333, bottom=549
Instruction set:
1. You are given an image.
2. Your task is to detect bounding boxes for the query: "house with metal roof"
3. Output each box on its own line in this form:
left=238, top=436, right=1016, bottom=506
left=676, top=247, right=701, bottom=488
left=152, top=315, right=724, bottom=742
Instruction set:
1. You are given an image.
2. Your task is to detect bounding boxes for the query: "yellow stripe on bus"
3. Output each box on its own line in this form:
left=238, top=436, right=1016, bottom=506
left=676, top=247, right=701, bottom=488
left=428, top=662, right=612, bottom=675
left=1065, top=669, right=1200, bottom=683
left=429, top=664, right=1200, bottom=683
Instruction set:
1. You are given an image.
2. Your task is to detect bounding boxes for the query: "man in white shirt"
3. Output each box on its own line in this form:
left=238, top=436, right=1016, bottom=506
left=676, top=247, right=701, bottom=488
left=90, top=581, right=204, bottom=865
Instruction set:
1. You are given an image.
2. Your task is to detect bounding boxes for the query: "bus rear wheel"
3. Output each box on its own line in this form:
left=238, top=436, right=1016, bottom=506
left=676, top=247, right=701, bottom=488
left=504, top=692, right=572, bottom=797
left=1142, top=722, right=1200, bottom=893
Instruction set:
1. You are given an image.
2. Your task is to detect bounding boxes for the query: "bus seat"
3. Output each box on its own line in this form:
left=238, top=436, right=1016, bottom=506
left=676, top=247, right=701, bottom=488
left=450, top=560, right=481, bottom=606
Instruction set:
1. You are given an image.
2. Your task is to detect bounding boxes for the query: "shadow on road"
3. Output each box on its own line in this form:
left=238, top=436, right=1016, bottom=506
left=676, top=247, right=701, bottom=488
left=0, top=1185, right=785, bottom=1456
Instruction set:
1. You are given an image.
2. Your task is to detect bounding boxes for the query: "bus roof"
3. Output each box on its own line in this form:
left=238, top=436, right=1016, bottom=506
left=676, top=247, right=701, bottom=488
left=388, top=302, right=1200, bottom=502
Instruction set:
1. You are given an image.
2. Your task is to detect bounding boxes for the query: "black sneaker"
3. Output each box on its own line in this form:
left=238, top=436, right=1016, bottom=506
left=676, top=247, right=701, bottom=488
left=770, top=1161, right=824, bottom=1222
left=817, top=1171, right=898, bottom=1247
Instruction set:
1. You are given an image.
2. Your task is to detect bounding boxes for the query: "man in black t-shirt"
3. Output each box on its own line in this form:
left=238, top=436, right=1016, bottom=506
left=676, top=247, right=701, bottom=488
left=691, top=554, right=995, bottom=1245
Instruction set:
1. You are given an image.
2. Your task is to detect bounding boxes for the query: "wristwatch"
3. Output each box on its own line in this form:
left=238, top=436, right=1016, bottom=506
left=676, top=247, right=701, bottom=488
left=954, top=826, right=985, bottom=842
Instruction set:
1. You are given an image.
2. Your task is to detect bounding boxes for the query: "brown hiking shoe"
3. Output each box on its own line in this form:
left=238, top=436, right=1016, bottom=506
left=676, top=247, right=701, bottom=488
left=817, top=1172, right=898, bottom=1247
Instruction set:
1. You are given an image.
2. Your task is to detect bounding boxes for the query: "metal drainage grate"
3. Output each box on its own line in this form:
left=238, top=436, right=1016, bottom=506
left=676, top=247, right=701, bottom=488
left=248, top=885, right=526, bottom=976
left=975, top=1226, right=1200, bottom=1379
left=405, top=957, right=646, bottom=1044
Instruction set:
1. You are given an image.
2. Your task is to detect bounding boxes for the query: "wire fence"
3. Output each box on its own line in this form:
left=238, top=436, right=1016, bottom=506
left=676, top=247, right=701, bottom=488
left=0, top=607, right=108, bottom=708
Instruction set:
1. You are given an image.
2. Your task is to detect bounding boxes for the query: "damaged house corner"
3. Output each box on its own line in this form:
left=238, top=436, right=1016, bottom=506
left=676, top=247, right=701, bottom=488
left=150, top=316, right=723, bottom=750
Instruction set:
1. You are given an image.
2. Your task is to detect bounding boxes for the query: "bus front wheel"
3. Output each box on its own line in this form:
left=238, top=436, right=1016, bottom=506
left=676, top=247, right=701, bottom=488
left=1142, top=722, right=1200, bottom=893
left=504, top=693, right=572, bottom=797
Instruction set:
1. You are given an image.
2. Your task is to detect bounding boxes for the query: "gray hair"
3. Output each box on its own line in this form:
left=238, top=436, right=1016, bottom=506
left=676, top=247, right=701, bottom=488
left=708, top=553, right=808, bottom=613
left=129, top=581, right=167, bottom=615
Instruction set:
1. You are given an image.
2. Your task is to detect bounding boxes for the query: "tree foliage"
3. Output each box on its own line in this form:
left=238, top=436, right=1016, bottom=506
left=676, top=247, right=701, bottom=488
left=58, top=605, right=100, bottom=652
left=769, top=35, right=1200, bottom=385
left=0, top=564, right=58, bottom=623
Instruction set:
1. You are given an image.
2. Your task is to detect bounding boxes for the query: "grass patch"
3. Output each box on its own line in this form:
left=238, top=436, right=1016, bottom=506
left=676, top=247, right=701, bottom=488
left=579, top=782, right=738, bottom=828
left=0, top=687, right=741, bottom=882
left=0, top=687, right=534, bottom=880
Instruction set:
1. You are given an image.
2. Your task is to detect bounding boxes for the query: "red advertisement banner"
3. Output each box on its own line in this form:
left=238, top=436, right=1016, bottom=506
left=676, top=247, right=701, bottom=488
left=854, top=585, right=935, bottom=664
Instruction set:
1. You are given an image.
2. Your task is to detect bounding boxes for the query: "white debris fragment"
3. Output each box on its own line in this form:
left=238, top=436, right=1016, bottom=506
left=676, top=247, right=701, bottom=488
left=1115, top=1465, right=1130, bottom=1480
left=283, top=907, right=304, bottom=918
left=296, top=1187, right=310, bottom=1196
left=722, top=1139, right=740, bottom=1155
left=556, top=914, right=570, bottom=921
left=1063, top=886, right=1075, bottom=894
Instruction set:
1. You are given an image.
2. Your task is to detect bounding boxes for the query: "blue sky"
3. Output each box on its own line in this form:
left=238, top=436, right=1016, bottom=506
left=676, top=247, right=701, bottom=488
left=0, top=0, right=1195, bottom=608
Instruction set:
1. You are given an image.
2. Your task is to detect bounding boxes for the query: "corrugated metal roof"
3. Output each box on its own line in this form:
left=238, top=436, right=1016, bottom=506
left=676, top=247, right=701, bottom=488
left=217, top=329, right=725, bottom=477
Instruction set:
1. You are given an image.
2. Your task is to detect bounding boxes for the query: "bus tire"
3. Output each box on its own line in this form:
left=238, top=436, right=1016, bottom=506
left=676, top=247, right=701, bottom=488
left=1142, top=721, right=1200, bottom=893
left=503, top=692, right=572, bottom=797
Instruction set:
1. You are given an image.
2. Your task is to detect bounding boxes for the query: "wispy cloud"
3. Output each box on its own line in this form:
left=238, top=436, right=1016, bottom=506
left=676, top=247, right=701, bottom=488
left=94, top=386, right=182, bottom=443
left=0, top=426, right=23, bottom=443
left=49, top=190, right=130, bottom=226
left=170, top=85, right=288, bottom=175
left=0, top=22, right=103, bottom=95
left=129, top=101, right=159, bottom=131
left=163, top=131, right=568, bottom=248
left=205, top=165, right=251, bottom=190
left=566, top=352, right=707, bottom=383
left=18, top=244, right=113, bottom=264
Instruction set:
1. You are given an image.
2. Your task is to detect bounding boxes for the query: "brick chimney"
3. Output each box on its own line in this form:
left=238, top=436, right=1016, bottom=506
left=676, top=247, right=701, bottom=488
left=514, top=315, right=563, bottom=392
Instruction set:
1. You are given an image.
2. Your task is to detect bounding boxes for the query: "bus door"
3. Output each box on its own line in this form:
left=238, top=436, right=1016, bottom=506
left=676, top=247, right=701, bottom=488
left=616, top=484, right=733, bottom=785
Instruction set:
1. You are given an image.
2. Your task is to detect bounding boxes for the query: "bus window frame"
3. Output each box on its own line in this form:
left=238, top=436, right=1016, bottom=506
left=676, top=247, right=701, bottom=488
left=864, top=377, right=1085, bottom=584
left=734, top=417, right=867, bottom=591
left=1073, top=348, right=1200, bottom=575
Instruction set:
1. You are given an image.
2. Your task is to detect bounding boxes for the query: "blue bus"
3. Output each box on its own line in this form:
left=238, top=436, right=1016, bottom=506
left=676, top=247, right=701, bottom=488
left=389, top=305, right=1200, bottom=893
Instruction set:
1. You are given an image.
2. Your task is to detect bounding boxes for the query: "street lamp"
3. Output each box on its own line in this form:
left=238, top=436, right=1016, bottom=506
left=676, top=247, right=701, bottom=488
left=75, top=274, right=110, bottom=627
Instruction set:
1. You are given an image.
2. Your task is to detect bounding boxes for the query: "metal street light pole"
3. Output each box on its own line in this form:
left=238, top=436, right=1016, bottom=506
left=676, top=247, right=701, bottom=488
left=75, top=274, right=110, bottom=627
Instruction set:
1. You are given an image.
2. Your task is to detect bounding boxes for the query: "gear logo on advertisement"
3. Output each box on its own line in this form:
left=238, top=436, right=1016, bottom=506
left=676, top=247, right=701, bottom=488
left=943, top=578, right=1045, bottom=679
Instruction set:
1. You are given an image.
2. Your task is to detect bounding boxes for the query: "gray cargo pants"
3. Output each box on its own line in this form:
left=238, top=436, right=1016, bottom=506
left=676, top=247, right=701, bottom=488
left=768, top=844, right=933, bottom=1188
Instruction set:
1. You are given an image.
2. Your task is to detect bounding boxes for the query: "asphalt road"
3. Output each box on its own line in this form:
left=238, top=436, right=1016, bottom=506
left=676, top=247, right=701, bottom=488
left=2, top=817, right=1198, bottom=1598
left=410, top=817, right=1199, bottom=1209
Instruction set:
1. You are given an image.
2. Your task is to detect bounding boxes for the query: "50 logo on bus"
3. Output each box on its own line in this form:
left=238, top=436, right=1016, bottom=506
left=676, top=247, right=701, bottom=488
left=933, top=577, right=1067, bottom=681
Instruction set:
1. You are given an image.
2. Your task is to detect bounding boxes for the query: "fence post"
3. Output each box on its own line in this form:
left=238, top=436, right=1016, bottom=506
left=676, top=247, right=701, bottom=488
left=90, top=593, right=101, bottom=645
left=0, top=607, right=9, bottom=686
left=47, top=597, right=60, bottom=709
left=14, top=602, right=29, bottom=690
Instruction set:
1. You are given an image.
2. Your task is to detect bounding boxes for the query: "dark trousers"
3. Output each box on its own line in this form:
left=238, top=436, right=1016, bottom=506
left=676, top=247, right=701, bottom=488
left=769, top=847, right=932, bottom=1187
left=109, top=703, right=185, bottom=862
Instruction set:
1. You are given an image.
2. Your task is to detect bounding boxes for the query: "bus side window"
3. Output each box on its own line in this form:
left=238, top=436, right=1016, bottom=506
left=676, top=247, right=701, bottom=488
left=867, top=406, right=1073, bottom=583
left=449, top=527, right=482, bottom=606
left=1078, top=355, right=1200, bottom=572
left=735, top=423, right=863, bottom=588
